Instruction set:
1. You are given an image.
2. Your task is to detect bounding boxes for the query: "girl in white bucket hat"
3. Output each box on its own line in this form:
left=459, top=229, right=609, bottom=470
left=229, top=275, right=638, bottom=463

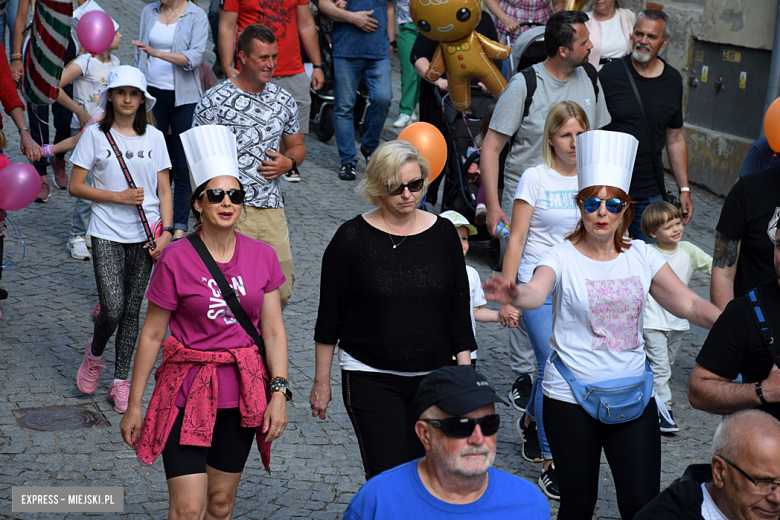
left=69, top=65, right=173, bottom=414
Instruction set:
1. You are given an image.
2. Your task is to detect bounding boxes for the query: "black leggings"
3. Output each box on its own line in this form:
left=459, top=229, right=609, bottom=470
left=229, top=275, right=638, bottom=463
left=162, top=407, right=256, bottom=479
left=91, top=237, right=153, bottom=379
left=342, top=370, right=426, bottom=480
left=544, top=396, right=661, bottom=520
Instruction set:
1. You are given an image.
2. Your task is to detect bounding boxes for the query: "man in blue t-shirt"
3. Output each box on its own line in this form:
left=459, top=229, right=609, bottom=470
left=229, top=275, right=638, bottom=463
left=319, top=0, right=394, bottom=181
left=343, top=366, right=550, bottom=519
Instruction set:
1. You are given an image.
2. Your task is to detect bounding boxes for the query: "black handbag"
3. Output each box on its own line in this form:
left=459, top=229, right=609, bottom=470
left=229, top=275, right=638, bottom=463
left=620, top=57, right=680, bottom=210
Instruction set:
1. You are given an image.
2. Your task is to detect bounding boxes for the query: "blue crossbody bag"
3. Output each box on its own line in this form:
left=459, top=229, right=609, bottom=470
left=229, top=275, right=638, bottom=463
left=550, top=351, right=654, bottom=424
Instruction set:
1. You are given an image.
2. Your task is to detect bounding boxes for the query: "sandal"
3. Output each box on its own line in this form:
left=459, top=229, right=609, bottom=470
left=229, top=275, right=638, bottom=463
left=283, top=170, right=301, bottom=182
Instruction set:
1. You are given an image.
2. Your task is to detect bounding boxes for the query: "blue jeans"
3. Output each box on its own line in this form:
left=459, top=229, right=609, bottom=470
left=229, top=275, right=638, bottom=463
left=0, top=0, right=19, bottom=56
left=148, top=87, right=196, bottom=230
left=629, top=194, right=663, bottom=244
left=70, top=169, right=93, bottom=236
left=523, top=292, right=553, bottom=459
left=333, top=57, right=392, bottom=165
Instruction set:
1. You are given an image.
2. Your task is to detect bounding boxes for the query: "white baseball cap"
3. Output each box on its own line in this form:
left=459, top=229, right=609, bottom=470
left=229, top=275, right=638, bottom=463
left=98, top=66, right=156, bottom=113
left=440, top=210, right=478, bottom=236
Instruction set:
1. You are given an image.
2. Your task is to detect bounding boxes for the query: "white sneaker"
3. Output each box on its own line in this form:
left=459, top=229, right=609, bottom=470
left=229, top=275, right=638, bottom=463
left=85, top=234, right=92, bottom=249
left=393, top=113, right=413, bottom=128
left=67, top=236, right=92, bottom=260
left=411, top=111, right=418, bottom=122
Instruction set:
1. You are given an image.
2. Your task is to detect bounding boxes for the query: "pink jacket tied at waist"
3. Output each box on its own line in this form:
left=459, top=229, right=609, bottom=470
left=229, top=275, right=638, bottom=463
left=135, top=336, right=271, bottom=469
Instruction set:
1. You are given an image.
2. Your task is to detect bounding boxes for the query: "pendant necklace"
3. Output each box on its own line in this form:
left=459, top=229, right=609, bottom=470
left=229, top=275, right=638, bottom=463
left=382, top=210, right=416, bottom=249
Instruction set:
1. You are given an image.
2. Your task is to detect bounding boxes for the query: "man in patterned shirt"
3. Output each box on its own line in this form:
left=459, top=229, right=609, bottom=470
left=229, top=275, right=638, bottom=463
left=193, top=24, right=305, bottom=309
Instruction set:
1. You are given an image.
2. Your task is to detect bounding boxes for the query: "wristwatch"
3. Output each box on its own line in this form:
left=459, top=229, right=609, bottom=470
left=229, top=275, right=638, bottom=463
left=679, top=187, right=691, bottom=193
left=390, top=40, right=398, bottom=49
left=18, top=126, right=30, bottom=134
left=161, top=227, right=175, bottom=235
left=274, top=387, right=293, bottom=401
left=756, top=381, right=768, bottom=405
left=312, top=64, right=323, bottom=69
left=286, top=157, right=297, bottom=173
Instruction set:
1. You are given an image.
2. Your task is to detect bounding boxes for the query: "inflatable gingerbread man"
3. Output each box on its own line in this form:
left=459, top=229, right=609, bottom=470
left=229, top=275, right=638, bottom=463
left=410, top=0, right=510, bottom=111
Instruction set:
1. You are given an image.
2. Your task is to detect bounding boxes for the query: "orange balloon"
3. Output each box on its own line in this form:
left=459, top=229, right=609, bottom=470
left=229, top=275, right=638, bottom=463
left=398, top=122, right=448, bottom=182
left=765, top=97, right=780, bottom=153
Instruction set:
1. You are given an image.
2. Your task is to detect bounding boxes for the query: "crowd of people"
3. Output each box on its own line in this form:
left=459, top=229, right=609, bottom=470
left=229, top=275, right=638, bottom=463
left=1, top=0, right=780, bottom=518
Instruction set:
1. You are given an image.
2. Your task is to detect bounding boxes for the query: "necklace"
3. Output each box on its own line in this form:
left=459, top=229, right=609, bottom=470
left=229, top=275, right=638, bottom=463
left=162, top=1, right=185, bottom=25
left=381, top=209, right=416, bottom=249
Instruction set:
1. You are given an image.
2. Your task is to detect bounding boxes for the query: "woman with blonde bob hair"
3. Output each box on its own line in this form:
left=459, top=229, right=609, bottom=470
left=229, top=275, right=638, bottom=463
left=310, top=140, right=476, bottom=480
left=500, top=101, right=590, bottom=500
left=485, top=131, right=720, bottom=520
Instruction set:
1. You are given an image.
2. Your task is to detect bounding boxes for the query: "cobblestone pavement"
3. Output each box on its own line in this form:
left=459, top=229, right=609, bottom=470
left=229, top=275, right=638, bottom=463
left=0, top=0, right=729, bottom=517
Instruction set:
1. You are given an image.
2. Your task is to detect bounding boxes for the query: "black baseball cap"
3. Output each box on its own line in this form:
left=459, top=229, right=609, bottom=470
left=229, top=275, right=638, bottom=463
left=415, top=366, right=508, bottom=418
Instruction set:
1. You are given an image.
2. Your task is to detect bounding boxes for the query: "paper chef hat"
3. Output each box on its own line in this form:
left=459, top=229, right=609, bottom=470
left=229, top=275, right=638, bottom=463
left=180, top=125, right=241, bottom=190
left=575, top=131, right=639, bottom=194
left=72, top=0, right=120, bottom=52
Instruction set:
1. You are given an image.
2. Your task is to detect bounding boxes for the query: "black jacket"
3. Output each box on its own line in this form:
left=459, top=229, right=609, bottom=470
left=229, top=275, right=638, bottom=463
left=634, top=464, right=712, bottom=520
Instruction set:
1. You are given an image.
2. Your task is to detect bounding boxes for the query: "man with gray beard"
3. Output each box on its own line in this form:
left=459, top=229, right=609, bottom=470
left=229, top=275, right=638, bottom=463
left=342, top=366, right=549, bottom=519
left=598, top=8, right=694, bottom=243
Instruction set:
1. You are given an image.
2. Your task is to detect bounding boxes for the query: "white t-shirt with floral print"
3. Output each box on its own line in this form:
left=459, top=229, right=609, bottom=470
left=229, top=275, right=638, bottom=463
left=537, top=240, right=667, bottom=404
left=70, top=53, right=120, bottom=130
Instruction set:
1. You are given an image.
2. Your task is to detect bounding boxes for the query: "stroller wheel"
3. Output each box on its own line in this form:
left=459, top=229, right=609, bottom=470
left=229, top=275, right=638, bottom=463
left=315, top=104, right=334, bottom=143
left=489, top=236, right=508, bottom=272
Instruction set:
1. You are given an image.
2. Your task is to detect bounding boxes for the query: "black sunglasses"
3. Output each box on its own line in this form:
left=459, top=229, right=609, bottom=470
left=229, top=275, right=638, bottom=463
left=387, top=177, right=425, bottom=196
left=420, top=414, right=500, bottom=438
left=722, top=457, right=780, bottom=495
left=200, top=188, right=245, bottom=205
left=581, top=197, right=627, bottom=214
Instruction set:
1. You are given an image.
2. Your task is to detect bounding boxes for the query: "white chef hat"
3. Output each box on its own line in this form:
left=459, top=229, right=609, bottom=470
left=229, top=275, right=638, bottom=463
left=72, top=0, right=120, bottom=52
left=180, top=125, right=240, bottom=190
left=576, top=130, right=639, bottom=194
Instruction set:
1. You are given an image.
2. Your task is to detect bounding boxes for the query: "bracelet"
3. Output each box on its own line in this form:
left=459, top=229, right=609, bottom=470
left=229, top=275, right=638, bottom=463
left=18, top=126, right=30, bottom=134
left=390, top=40, right=398, bottom=49
left=679, top=187, right=690, bottom=193
left=161, top=227, right=175, bottom=235
left=10, top=56, right=21, bottom=62
left=42, top=144, right=55, bottom=158
left=11, top=53, right=22, bottom=57
left=756, top=381, right=769, bottom=405
left=270, top=376, right=289, bottom=391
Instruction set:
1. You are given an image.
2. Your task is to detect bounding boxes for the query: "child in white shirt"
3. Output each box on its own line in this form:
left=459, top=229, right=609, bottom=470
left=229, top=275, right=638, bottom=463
left=440, top=211, right=518, bottom=366
left=641, top=201, right=712, bottom=434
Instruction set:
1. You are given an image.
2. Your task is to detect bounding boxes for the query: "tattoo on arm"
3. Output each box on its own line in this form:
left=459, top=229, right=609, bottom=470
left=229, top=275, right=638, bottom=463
left=713, top=231, right=740, bottom=269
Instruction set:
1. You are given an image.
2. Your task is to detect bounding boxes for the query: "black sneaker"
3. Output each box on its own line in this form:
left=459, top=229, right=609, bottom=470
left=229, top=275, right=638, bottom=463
left=660, top=410, right=680, bottom=434
left=517, top=414, right=542, bottom=463
left=508, top=374, right=532, bottom=412
left=360, top=145, right=373, bottom=165
left=339, top=163, right=356, bottom=181
left=539, top=463, right=561, bottom=500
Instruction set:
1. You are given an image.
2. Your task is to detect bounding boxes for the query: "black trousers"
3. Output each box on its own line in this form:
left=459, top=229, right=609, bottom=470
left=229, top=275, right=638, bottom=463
left=544, top=396, right=661, bottom=520
left=341, top=370, right=426, bottom=480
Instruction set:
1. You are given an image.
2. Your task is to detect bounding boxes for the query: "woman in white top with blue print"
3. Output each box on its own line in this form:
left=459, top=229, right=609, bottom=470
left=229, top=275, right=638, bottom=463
left=500, top=101, right=589, bottom=500
left=485, top=131, right=720, bottom=520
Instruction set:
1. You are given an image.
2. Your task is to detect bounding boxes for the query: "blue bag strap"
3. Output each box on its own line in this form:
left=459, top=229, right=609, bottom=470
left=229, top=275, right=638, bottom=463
left=551, top=351, right=652, bottom=382
left=748, top=289, right=780, bottom=368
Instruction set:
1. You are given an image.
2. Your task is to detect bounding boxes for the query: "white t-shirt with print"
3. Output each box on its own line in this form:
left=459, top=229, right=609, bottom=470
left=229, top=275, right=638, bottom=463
left=71, top=125, right=172, bottom=243
left=514, top=163, right=580, bottom=283
left=467, top=265, right=486, bottom=360
left=70, top=53, right=120, bottom=130
left=537, top=240, right=667, bottom=404
left=193, top=80, right=300, bottom=209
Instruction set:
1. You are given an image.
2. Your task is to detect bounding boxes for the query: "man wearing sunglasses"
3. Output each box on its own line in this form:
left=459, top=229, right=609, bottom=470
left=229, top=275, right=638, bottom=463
left=635, top=409, right=780, bottom=520
left=343, top=366, right=549, bottom=519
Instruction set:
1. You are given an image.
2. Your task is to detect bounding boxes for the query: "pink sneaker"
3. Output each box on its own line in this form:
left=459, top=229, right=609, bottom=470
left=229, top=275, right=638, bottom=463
left=76, top=339, right=105, bottom=394
left=107, top=379, right=131, bottom=413
left=92, top=304, right=100, bottom=320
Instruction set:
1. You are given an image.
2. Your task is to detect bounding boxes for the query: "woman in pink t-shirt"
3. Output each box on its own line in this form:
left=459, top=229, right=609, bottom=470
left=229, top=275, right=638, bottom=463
left=120, top=126, right=290, bottom=518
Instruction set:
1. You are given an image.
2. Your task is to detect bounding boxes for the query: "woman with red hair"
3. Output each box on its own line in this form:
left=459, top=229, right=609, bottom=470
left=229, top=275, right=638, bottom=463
left=484, top=131, right=720, bottom=520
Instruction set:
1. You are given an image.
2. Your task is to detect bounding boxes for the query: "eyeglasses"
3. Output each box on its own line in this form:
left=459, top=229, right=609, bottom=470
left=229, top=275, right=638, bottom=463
left=200, top=188, right=245, bottom=205
left=420, top=414, right=501, bottom=438
left=387, top=177, right=425, bottom=196
left=722, top=457, right=780, bottom=495
left=581, top=197, right=627, bottom=214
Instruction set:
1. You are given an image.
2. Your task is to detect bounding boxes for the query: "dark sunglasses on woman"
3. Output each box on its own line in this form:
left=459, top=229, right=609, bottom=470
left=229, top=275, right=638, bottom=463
left=581, top=197, right=627, bottom=214
left=420, top=414, right=501, bottom=438
left=387, top=177, right=425, bottom=196
left=201, top=188, right=245, bottom=205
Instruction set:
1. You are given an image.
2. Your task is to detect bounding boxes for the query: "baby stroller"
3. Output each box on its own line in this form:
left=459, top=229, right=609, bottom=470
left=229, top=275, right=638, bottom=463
left=308, top=20, right=371, bottom=142
left=437, top=86, right=509, bottom=271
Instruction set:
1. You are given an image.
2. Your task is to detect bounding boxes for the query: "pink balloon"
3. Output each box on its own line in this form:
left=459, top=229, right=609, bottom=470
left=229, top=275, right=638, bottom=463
left=0, top=163, right=41, bottom=211
left=77, top=10, right=115, bottom=55
left=0, top=154, right=9, bottom=172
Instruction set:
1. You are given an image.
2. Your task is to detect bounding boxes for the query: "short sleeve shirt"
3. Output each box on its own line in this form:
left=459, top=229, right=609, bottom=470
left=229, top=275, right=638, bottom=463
left=221, top=0, right=307, bottom=77
left=146, top=232, right=285, bottom=408
left=193, top=81, right=300, bottom=209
